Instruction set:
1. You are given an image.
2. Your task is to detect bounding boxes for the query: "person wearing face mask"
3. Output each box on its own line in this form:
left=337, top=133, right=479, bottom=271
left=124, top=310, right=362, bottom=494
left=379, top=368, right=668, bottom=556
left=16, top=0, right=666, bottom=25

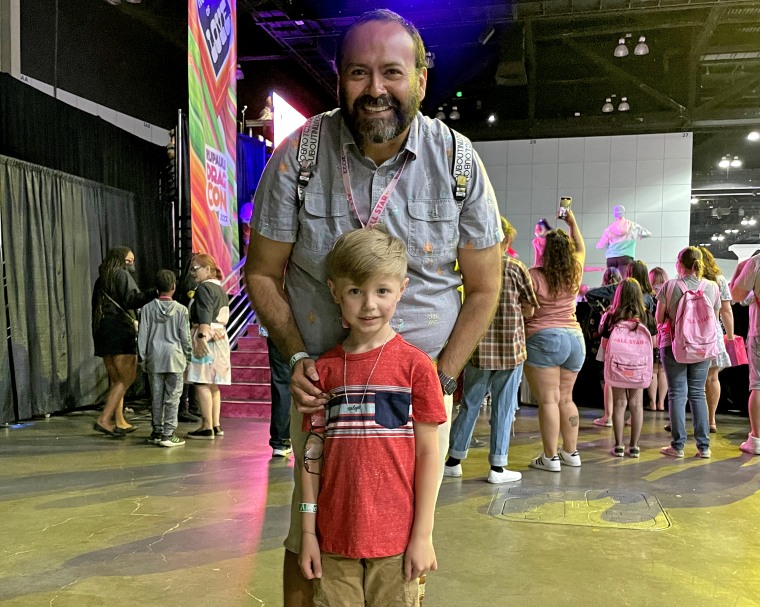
left=92, top=246, right=157, bottom=436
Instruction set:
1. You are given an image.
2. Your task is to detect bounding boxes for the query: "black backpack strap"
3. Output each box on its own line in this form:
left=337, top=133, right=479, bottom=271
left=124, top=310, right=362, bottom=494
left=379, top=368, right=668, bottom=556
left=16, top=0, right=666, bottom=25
left=296, top=113, right=325, bottom=204
left=449, top=126, right=473, bottom=205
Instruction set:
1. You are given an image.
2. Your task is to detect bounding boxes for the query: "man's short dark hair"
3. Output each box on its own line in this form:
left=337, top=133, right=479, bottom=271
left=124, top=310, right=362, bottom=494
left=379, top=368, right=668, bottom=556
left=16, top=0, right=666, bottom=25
left=334, top=9, right=426, bottom=75
left=156, top=269, right=176, bottom=293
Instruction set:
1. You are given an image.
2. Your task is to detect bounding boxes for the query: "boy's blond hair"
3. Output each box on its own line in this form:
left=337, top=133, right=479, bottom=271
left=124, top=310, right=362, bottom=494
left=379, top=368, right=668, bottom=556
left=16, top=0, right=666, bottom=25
left=325, top=226, right=407, bottom=285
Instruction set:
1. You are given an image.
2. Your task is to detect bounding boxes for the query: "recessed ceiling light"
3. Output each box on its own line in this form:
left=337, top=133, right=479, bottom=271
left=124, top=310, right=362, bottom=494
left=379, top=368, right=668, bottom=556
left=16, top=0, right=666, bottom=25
left=748, top=131, right=760, bottom=141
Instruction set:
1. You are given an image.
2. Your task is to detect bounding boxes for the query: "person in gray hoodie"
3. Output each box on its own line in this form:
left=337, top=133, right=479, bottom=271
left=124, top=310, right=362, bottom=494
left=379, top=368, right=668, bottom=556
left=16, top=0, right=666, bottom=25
left=138, top=270, right=192, bottom=447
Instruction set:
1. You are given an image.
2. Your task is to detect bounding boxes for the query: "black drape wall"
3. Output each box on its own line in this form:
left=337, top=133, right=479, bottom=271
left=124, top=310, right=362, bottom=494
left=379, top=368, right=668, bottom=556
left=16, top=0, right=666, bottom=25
left=0, top=74, right=173, bottom=422
left=0, top=73, right=171, bottom=289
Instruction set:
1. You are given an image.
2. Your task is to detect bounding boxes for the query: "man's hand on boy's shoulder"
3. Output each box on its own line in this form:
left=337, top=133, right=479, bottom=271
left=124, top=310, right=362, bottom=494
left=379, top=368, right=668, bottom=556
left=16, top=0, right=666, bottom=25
left=404, top=535, right=437, bottom=581
left=291, top=358, right=330, bottom=414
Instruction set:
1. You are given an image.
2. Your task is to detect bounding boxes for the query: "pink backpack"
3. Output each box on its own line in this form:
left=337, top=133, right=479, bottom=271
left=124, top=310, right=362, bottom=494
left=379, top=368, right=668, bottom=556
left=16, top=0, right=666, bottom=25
left=604, top=319, right=653, bottom=389
left=668, top=279, right=720, bottom=364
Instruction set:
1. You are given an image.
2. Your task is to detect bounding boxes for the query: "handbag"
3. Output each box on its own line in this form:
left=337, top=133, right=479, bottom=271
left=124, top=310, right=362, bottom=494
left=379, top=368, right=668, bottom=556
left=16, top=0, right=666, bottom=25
left=101, top=289, right=138, bottom=333
left=724, top=335, right=748, bottom=367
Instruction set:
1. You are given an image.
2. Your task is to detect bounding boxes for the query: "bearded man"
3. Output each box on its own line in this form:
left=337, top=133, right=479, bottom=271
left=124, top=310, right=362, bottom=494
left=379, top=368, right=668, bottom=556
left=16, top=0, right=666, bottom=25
left=244, top=9, right=503, bottom=606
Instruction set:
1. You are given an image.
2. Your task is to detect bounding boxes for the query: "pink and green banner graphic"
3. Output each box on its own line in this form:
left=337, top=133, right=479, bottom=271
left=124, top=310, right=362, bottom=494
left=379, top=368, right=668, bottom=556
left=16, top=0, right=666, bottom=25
left=188, top=0, right=238, bottom=277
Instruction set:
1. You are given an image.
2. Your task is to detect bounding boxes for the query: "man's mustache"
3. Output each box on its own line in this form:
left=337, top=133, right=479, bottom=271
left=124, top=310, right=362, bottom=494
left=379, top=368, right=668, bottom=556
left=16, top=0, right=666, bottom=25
left=354, top=95, right=399, bottom=110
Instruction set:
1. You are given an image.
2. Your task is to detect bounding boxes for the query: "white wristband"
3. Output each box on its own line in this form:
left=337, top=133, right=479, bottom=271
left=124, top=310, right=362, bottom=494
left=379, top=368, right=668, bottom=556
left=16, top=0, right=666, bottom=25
left=289, top=351, right=310, bottom=372
left=299, top=502, right=317, bottom=513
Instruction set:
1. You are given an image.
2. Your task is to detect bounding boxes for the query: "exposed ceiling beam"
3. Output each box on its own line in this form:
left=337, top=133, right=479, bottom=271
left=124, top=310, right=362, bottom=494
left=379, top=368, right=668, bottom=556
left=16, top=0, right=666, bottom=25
left=525, top=20, right=537, bottom=120
left=694, top=74, right=760, bottom=114
left=535, top=19, right=703, bottom=40
left=562, top=38, right=687, bottom=114
left=514, top=0, right=760, bottom=21
left=688, top=6, right=724, bottom=109
left=238, top=54, right=289, bottom=61
left=249, top=11, right=338, bottom=101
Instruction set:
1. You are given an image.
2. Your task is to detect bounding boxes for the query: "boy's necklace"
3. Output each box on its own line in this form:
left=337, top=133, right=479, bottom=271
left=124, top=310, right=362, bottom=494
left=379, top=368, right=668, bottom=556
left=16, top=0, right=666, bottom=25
left=343, top=328, right=393, bottom=409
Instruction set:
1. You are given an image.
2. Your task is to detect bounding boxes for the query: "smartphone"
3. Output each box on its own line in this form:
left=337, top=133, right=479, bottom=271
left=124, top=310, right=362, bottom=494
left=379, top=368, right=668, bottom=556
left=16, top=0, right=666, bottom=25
left=558, top=196, right=572, bottom=219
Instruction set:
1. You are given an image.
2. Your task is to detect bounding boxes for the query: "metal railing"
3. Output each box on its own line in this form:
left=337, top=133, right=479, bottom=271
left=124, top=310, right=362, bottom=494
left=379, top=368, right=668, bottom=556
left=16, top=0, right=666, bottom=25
left=221, top=256, right=256, bottom=348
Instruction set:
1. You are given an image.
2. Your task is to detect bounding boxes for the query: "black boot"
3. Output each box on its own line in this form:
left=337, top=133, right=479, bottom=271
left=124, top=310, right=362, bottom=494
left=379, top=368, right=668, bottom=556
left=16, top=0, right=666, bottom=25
left=178, top=398, right=200, bottom=423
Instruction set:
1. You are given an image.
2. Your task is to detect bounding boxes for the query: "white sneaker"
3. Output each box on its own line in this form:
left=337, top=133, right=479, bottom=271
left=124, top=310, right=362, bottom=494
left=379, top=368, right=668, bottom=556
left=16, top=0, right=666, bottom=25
left=444, top=464, right=462, bottom=477
left=559, top=449, right=582, bottom=467
left=487, top=468, right=522, bottom=484
left=530, top=453, right=561, bottom=472
left=272, top=446, right=293, bottom=457
left=740, top=433, right=760, bottom=455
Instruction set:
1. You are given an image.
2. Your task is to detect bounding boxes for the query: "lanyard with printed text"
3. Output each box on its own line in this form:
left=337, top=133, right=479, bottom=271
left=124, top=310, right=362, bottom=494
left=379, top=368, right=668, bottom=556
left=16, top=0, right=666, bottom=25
left=340, top=148, right=409, bottom=229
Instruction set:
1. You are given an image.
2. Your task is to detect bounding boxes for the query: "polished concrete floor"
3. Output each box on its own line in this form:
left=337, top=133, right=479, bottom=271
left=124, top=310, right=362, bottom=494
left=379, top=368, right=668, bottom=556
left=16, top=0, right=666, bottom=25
left=2, top=404, right=760, bottom=607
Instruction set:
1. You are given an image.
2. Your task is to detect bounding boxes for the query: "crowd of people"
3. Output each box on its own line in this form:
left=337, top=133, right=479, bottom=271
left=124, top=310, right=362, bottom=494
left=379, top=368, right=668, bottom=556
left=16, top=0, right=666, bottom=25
left=89, top=8, right=760, bottom=607
left=91, top=248, right=230, bottom=447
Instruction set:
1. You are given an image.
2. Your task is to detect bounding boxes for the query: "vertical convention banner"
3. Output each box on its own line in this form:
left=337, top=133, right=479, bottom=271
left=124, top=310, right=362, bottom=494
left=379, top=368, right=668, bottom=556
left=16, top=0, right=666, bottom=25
left=188, top=0, right=238, bottom=277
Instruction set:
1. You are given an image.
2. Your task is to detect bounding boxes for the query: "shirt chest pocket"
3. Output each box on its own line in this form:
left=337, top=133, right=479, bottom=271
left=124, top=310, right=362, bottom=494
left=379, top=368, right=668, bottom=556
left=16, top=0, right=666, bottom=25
left=406, top=200, right=459, bottom=259
left=374, top=391, right=411, bottom=429
left=301, top=191, right=348, bottom=253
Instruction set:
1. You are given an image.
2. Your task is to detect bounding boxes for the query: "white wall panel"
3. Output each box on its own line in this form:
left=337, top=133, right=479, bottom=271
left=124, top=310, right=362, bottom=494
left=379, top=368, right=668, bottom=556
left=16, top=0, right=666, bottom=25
left=480, top=132, right=693, bottom=275
left=559, top=137, right=585, bottom=163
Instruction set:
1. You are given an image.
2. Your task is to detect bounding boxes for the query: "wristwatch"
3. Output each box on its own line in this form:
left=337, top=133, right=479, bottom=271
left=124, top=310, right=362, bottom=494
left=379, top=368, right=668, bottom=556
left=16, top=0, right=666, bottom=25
left=438, top=371, right=458, bottom=396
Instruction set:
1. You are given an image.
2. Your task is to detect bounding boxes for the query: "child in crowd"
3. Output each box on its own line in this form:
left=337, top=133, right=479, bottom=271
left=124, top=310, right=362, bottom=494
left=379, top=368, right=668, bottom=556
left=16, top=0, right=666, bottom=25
left=137, top=269, right=191, bottom=448
left=648, top=267, right=670, bottom=411
left=599, top=278, right=655, bottom=457
left=298, top=227, right=446, bottom=605
left=588, top=267, right=623, bottom=427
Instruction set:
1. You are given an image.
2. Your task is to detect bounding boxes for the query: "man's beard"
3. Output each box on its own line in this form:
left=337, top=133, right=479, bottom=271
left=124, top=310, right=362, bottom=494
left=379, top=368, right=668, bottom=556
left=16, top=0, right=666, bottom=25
left=340, top=85, right=421, bottom=147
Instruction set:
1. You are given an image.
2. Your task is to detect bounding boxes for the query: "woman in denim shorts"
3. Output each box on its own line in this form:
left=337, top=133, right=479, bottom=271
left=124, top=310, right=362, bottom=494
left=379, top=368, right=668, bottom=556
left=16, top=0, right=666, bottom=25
left=524, top=210, right=586, bottom=472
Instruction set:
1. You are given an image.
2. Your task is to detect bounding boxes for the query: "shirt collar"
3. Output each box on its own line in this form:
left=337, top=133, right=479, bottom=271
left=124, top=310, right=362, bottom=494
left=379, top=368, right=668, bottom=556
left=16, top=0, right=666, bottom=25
left=339, top=112, right=421, bottom=163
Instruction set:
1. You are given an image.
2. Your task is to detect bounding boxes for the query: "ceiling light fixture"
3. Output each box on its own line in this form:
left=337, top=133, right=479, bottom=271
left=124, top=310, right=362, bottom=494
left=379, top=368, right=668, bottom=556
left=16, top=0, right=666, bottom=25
left=602, top=98, right=614, bottom=113
left=719, top=155, right=731, bottom=169
left=634, top=36, right=649, bottom=56
left=718, top=234, right=725, bottom=241
left=487, top=114, right=496, bottom=124
left=749, top=131, right=760, bottom=142
left=614, top=37, right=629, bottom=58
left=449, top=106, right=460, bottom=120
left=711, top=234, right=718, bottom=241
left=435, top=107, right=446, bottom=120
left=750, top=218, right=757, bottom=226
left=618, top=97, right=630, bottom=112
left=690, top=197, right=699, bottom=204
left=731, top=156, right=742, bottom=168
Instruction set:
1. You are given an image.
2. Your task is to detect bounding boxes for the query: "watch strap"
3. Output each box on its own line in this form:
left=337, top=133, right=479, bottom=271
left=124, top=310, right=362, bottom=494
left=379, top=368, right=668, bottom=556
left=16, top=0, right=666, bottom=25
left=438, top=370, right=458, bottom=395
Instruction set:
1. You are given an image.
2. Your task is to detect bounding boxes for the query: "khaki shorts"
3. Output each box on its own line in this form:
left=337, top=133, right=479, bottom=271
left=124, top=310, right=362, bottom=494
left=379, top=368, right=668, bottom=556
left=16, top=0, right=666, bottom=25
left=284, top=394, right=453, bottom=554
left=314, top=553, right=418, bottom=607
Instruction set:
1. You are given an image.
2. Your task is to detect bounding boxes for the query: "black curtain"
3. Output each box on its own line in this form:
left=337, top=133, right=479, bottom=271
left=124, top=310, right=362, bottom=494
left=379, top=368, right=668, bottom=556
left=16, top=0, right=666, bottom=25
left=0, top=73, right=171, bottom=288
left=0, top=156, right=137, bottom=422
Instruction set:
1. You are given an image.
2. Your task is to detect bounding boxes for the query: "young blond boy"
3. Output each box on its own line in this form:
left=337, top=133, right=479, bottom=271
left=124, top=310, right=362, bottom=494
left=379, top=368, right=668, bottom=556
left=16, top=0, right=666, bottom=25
left=298, top=227, right=446, bottom=605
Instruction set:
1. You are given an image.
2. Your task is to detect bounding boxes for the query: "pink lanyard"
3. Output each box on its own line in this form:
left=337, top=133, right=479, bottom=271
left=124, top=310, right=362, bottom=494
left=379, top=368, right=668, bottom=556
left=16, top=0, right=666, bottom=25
left=340, top=148, right=409, bottom=228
